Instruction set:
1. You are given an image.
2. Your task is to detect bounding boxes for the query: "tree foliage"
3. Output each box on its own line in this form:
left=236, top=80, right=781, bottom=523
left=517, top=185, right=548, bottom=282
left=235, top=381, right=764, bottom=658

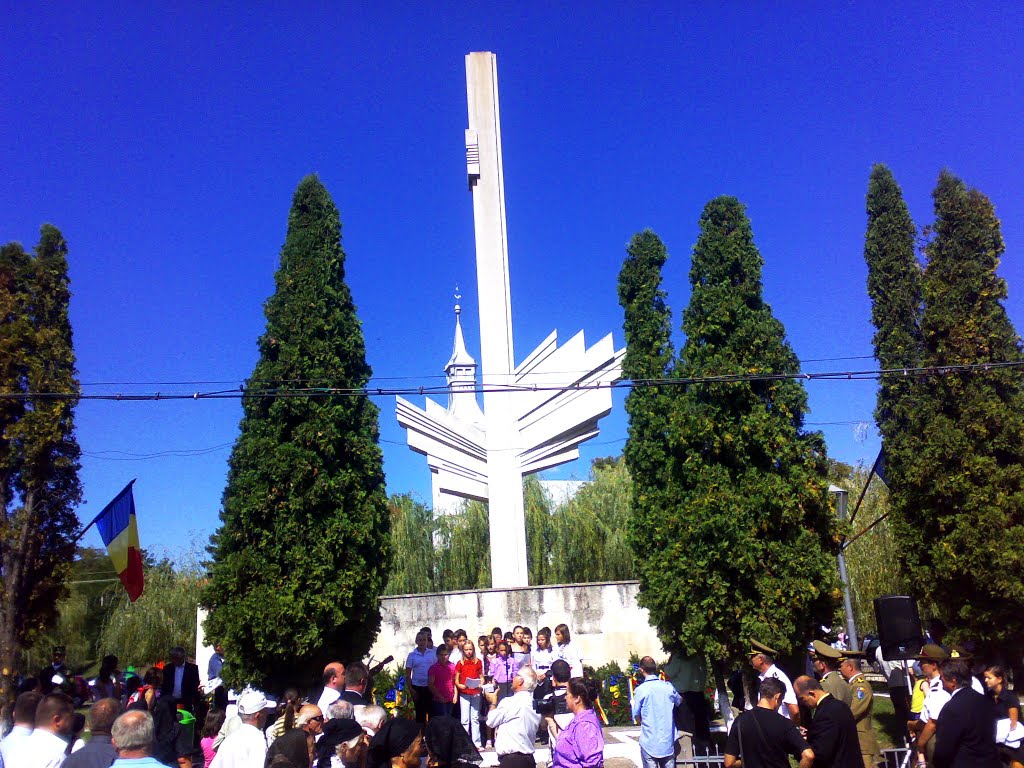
left=0, top=226, right=82, bottom=697
left=863, top=165, right=922, bottom=522
left=99, top=559, right=204, bottom=667
left=620, top=201, right=840, bottom=668
left=549, top=458, right=634, bottom=583
left=202, top=176, right=390, bottom=690
left=384, top=494, right=435, bottom=596
left=23, top=547, right=119, bottom=673
left=386, top=461, right=636, bottom=594
left=891, top=171, right=1024, bottom=657
left=434, top=499, right=491, bottom=591
left=828, top=462, right=910, bottom=636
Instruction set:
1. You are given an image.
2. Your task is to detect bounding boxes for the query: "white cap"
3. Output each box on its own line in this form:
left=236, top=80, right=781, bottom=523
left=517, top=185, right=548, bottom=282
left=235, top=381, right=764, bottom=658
left=237, top=689, right=276, bottom=715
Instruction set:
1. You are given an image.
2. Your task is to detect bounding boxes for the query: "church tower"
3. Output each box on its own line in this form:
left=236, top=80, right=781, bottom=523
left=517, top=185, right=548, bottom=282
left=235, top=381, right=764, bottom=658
left=445, top=298, right=485, bottom=427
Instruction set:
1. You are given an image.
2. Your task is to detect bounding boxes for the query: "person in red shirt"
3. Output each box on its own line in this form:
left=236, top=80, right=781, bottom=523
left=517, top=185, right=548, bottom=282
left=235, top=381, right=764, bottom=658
left=455, top=640, right=484, bottom=746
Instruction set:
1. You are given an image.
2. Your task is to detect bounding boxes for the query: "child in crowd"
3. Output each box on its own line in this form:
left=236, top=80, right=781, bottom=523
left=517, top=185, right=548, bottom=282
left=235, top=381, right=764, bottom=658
left=555, top=623, right=582, bottom=677
left=511, top=626, right=531, bottom=668
left=428, top=644, right=457, bottom=718
left=477, top=636, right=490, bottom=678
left=201, top=708, right=226, bottom=768
left=485, top=638, right=498, bottom=678
left=490, top=642, right=520, bottom=701
left=533, top=627, right=557, bottom=681
left=454, top=640, right=484, bottom=747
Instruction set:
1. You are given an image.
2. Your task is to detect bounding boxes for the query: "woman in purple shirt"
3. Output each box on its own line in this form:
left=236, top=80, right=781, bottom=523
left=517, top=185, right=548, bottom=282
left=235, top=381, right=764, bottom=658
left=552, top=678, right=605, bottom=768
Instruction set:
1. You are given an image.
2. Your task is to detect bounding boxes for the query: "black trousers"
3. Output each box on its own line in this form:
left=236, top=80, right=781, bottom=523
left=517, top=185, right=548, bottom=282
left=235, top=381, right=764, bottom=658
left=498, top=753, right=536, bottom=768
left=412, top=684, right=432, bottom=724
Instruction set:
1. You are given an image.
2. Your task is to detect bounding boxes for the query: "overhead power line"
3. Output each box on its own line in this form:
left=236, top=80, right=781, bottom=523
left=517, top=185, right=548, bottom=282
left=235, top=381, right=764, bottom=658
left=3, top=360, right=1022, bottom=403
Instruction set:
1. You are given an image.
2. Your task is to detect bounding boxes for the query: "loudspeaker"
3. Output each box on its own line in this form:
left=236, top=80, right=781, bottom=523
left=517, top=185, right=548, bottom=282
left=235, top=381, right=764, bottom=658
left=874, top=595, right=924, bottom=660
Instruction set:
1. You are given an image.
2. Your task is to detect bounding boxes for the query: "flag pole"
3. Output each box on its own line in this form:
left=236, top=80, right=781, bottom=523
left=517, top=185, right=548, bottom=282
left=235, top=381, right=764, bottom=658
left=846, top=452, right=882, bottom=528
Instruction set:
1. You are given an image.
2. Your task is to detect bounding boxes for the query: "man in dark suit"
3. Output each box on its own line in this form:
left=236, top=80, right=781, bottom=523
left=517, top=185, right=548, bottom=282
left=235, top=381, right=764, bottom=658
left=161, top=646, right=201, bottom=713
left=933, top=658, right=1000, bottom=768
left=795, top=676, right=862, bottom=768
left=338, top=661, right=371, bottom=706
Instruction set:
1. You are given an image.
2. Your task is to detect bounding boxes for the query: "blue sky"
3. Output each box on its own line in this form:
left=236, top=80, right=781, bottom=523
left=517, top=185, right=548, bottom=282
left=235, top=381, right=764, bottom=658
left=3, top=3, right=1022, bottom=562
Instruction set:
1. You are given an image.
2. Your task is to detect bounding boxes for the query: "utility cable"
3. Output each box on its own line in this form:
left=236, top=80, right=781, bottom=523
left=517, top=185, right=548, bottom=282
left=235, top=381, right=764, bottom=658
left=5, top=359, right=1023, bottom=402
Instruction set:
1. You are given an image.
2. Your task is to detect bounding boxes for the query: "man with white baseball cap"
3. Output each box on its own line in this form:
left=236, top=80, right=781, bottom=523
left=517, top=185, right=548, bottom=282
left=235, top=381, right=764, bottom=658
left=211, top=689, right=276, bottom=768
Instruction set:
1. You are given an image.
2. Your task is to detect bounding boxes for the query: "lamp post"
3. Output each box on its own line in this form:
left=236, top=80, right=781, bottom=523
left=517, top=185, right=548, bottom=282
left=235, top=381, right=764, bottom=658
left=830, top=485, right=859, bottom=650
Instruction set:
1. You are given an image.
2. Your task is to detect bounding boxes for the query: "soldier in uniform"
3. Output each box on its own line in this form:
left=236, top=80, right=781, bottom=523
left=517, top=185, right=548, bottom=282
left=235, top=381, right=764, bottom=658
left=810, top=640, right=853, bottom=707
left=840, top=652, right=880, bottom=768
left=38, top=645, right=72, bottom=695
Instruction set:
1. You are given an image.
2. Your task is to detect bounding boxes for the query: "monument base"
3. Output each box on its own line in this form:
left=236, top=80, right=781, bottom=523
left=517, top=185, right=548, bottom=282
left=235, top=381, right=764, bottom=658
left=369, top=580, right=662, bottom=670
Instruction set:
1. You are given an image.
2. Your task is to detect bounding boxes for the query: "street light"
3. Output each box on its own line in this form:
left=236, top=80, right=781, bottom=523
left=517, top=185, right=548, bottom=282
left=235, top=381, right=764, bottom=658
left=829, top=484, right=859, bottom=650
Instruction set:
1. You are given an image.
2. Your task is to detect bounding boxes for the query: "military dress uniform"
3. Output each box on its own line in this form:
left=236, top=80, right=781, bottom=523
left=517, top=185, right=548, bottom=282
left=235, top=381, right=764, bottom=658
left=847, top=670, right=881, bottom=768
left=811, top=641, right=853, bottom=707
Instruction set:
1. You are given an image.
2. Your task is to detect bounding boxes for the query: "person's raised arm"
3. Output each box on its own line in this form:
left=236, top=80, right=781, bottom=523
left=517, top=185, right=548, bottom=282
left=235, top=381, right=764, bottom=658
left=797, top=748, right=814, bottom=768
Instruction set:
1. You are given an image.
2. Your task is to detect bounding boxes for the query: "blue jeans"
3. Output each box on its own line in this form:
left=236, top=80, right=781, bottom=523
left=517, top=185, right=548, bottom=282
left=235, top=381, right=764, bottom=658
left=460, top=693, right=481, bottom=744
left=640, top=746, right=674, bottom=768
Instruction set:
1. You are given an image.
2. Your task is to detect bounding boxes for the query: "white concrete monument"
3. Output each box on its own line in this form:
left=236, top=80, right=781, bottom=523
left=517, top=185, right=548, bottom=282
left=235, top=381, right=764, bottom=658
left=397, top=52, right=624, bottom=588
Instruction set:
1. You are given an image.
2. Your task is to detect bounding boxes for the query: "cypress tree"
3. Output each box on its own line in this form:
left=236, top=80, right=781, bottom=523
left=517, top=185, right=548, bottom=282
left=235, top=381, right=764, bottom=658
left=0, top=226, right=82, bottom=698
left=618, top=229, right=675, bottom=533
left=203, top=176, right=390, bottom=689
left=864, top=165, right=923, bottom=495
left=621, top=201, right=839, bottom=688
left=895, top=171, right=1024, bottom=655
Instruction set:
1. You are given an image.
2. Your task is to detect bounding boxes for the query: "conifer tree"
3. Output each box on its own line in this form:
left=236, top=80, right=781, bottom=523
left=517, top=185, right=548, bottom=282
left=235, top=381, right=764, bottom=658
left=203, top=176, right=390, bottom=689
left=620, top=201, right=839, bottom=687
left=0, top=226, right=82, bottom=698
left=618, top=230, right=675, bottom=532
left=864, top=164, right=922, bottom=495
left=894, top=171, right=1024, bottom=655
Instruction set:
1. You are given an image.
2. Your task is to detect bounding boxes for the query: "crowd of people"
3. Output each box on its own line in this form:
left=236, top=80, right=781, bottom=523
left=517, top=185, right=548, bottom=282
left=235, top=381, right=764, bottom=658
left=724, top=636, right=1022, bottom=768
left=2, top=622, right=1021, bottom=768
left=0, top=622, right=605, bottom=768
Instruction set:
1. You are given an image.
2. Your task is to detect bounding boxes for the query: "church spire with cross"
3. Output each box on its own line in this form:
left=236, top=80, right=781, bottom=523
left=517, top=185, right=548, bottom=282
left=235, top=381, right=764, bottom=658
left=445, top=288, right=484, bottom=425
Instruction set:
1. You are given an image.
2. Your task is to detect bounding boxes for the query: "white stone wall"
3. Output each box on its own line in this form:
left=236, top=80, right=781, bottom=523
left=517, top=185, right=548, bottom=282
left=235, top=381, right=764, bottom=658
left=368, top=580, right=664, bottom=671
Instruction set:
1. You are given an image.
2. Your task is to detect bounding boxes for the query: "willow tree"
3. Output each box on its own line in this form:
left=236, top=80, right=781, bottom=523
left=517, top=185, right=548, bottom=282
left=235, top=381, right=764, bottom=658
left=435, top=500, right=490, bottom=591
left=621, top=201, right=839, bottom=701
left=550, top=457, right=635, bottom=583
left=894, top=171, right=1024, bottom=658
left=203, top=176, right=390, bottom=690
left=384, top=494, right=435, bottom=595
left=0, top=226, right=82, bottom=699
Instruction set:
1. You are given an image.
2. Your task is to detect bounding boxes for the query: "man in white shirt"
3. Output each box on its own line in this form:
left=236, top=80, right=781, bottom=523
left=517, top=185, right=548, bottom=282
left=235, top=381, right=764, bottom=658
left=211, top=690, right=274, bottom=768
left=0, top=690, right=42, bottom=764
left=4, top=693, right=74, bottom=768
left=317, top=662, right=345, bottom=716
left=486, top=666, right=542, bottom=768
left=749, top=641, right=800, bottom=724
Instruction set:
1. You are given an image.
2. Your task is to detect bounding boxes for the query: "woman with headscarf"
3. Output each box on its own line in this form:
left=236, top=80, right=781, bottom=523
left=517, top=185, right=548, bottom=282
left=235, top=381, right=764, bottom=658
left=424, top=716, right=482, bottom=768
left=552, top=678, right=604, bottom=768
left=317, top=718, right=367, bottom=768
left=266, top=728, right=312, bottom=768
left=367, top=718, right=423, bottom=768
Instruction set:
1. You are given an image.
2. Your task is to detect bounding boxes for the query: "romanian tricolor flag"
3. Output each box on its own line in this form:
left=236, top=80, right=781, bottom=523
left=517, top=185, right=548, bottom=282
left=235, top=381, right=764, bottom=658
left=88, top=480, right=144, bottom=602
